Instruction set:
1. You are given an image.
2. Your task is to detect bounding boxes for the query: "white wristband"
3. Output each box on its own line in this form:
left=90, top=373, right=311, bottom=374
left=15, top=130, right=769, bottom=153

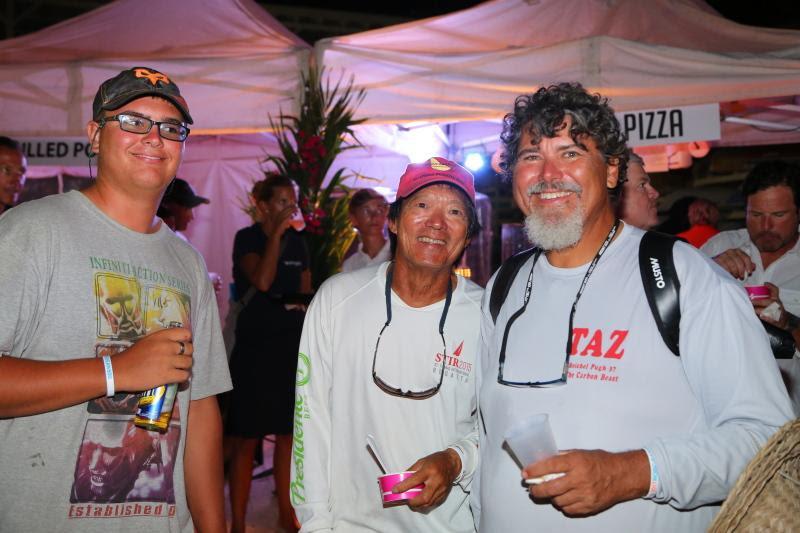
left=448, top=444, right=467, bottom=485
left=102, top=355, right=115, bottom=397
left=642, top=448, right=660, bottom=499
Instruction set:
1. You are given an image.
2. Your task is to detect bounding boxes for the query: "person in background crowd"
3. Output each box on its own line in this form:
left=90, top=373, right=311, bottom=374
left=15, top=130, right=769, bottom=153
left=157, top=177, right=222, bottom=295
left=655, top=195, right=696, bottom=235
left=157, top=177, right=209, bottom=240
left=0, top=66, right=231, bottom=532
left=292, top=157, right=482, bottom=532
left=224, top=174, right=311, bottom=533
left=616, top=151, right=660, bottom=230
left=473, top=82, right=792, bottom=532
left=701, top=160, right=800, bottom=414
left=677, top=197, right=720, bottom=247
left=341, top=187, right=391, bottom=272
left=0, top=136, right=27, bottom=215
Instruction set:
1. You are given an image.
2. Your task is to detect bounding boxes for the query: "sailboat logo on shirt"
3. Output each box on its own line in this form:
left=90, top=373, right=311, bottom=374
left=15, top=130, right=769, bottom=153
left=453, top=341, right=464, bottom=357
left=433, top=340, right=472, bottom=382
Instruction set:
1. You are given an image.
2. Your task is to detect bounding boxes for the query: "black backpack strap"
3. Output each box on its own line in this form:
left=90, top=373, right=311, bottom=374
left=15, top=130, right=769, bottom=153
left=490, top=247, right=537, bottom=324
left=639, top=231, right=681, bottom=356
left=763, top=322, right=797, bottom=359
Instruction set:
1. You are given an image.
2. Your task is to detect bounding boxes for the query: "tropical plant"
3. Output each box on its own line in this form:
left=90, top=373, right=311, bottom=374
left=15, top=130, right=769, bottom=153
left=264, top=67, right=366, bottom=288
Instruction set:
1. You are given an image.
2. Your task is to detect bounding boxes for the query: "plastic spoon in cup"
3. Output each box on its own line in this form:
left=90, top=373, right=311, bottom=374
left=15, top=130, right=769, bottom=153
left=366, top=434, right=389, bottom=475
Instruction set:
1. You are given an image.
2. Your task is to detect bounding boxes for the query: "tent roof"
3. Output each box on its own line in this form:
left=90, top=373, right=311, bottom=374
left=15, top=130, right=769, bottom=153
left=0, top=0, right=307, bottom=62
left=317, top=0, right=800, bottom=125
left=0, top=0, right=311, bottom=136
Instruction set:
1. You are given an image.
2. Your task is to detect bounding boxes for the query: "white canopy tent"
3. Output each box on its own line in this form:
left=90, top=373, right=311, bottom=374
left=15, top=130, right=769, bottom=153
left=0, top=0, right=419, bottom=303
left=319, top=0, right=800, bottom=170
left=7, top=0, right=800, bottom=290
left=0, top=0, right=316, bottom=309
left=0, top=0, right=311, bottom=136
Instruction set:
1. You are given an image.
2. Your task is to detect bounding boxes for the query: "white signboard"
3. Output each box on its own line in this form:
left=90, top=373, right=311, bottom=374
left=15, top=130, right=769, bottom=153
left=19, top=138, right=93, bottom=167
left=616, top=103, right=720, bottom=147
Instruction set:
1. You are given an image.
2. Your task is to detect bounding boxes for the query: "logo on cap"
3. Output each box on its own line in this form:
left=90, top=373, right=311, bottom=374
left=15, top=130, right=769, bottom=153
left=430, top=158, right=451, bottom=171
left=134, top=68, right=170, bottom=86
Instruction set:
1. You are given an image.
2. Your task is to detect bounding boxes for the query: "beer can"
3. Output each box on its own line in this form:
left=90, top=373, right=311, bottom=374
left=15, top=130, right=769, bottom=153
left=134, top=383, right=178, bottom=432
left=134, top=321, right=182, bottom=432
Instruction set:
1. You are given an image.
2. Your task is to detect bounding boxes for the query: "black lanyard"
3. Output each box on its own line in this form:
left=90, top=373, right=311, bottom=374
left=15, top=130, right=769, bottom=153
left=383, top=263, right=452, bottom=337
left=497, top=219, right=621, bottom=387
left=372, top=263, right=453, bottom=399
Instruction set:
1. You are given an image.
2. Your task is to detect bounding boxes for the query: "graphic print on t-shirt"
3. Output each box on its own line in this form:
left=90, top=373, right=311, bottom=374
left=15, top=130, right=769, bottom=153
left=432, top=339, right=473, bottom=383
left=69, top=419, right=180, bottom=510
left=68, top=261, right=191, bottom=519
left=566, top=327, right=629, bottom=383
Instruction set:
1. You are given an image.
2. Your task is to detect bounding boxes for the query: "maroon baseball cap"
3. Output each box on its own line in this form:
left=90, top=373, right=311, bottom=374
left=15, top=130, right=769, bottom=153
left=396, top=157, right=475, bottom=203
left=93, top=66, right=193, bottom=124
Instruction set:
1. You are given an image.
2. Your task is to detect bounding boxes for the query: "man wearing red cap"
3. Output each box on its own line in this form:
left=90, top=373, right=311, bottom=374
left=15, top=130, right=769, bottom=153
left=0, top=67, right=231, bottom=532
left=291, top=157, right=482, bottom=532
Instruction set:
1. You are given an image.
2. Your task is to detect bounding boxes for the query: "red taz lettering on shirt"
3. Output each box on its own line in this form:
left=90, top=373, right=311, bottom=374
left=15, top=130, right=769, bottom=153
left=570, top=328, right=628, bottom=359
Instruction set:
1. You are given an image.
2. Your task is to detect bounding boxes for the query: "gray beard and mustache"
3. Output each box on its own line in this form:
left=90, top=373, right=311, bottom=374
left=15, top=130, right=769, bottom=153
left=524, top=181, right=585, bottom=251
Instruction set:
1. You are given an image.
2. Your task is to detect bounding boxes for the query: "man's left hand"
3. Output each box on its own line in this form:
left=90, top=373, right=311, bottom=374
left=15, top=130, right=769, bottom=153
left=753, top=282, right=789, bottom=330
left=523, top=449, right=649, bottom=516
left=393, top=449, right=461, bottom=511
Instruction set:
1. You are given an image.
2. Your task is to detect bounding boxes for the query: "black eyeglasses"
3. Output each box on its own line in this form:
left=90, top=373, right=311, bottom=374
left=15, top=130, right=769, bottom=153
left=372, top=264, right=452, bottom=399
left=497, top=220, right=620, bottom=388
left=99, top=113, right=190, bottom=142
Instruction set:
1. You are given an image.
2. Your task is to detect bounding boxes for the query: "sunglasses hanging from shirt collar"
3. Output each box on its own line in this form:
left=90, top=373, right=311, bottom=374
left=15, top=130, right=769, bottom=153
left=372, top=263, right=452, bottom=399
left=497, top=219, right=620, bottom=388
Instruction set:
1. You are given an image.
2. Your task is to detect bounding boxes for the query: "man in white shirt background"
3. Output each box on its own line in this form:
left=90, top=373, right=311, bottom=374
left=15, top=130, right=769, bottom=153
left=341, top=188, right=391, bottom=272
left=701, top=160, right=800, bottom=413
left=616, top=151, right=660, bottom=230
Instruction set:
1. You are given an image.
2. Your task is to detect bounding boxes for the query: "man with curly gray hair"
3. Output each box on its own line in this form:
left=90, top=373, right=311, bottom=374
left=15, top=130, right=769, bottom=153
left=473, top=83, right=792, bottom=532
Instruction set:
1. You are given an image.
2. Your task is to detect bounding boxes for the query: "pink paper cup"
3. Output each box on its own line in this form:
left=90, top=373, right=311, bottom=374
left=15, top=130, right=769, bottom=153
left=378, top=471, right=424, bottom=504
left=745, top=285, right=770, bottom=301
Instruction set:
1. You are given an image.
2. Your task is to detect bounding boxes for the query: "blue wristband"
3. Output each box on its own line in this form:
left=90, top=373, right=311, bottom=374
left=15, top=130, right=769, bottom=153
left=102, top=355, right=115, bottom=397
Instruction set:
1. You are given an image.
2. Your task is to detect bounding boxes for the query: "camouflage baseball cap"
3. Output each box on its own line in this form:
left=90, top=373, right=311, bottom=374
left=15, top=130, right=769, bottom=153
left=93, top=66, right=193, bottom=124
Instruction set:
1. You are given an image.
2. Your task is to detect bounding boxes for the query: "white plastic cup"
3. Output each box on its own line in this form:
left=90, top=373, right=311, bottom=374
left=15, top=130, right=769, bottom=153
left=503, top=413, right=558, bottom=468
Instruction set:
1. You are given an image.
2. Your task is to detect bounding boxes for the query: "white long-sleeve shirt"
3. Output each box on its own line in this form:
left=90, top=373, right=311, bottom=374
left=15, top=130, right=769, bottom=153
left=702, top=228, right=800, bottom=414
left=292, top=262, right=482, bottom=532
left=473, top=224, right=794, bottom=532
left=341, top=239, right=391, bottom=272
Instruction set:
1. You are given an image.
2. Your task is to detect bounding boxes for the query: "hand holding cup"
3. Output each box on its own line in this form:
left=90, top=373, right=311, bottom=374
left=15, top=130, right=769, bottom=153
left=503, top=413, right=565, bottom=485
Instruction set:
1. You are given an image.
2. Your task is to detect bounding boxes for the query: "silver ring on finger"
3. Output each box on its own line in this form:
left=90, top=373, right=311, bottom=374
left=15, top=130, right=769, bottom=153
left=177, top=340, right=186, bottom=355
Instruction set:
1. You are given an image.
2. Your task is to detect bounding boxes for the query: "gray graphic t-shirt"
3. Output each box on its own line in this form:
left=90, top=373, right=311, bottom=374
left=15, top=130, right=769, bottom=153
left=0, top=191, right=231, bottom=532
